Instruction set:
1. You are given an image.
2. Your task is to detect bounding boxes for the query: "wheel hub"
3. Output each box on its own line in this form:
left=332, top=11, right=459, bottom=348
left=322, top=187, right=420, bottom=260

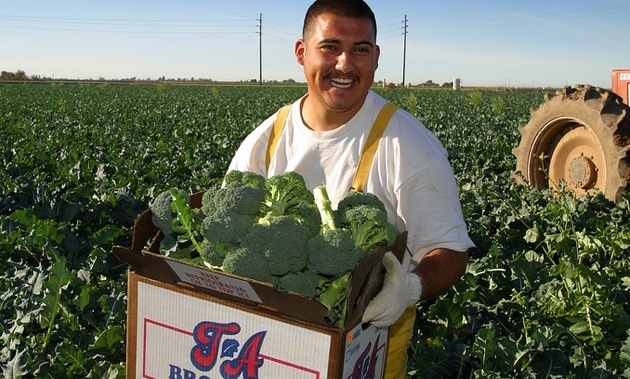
left=568, top=155, right=596, bottom=189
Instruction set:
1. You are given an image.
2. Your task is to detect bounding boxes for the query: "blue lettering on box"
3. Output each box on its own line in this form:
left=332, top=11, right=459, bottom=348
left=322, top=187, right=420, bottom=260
left=169, top=321, right=267, bottom=379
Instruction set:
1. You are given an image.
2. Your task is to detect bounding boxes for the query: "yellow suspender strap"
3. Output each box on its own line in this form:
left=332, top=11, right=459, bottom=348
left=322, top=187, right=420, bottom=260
left=265, top=104, right=292, bottom=173
left=351, top=102, right=399, bottom=192
left=265, top=102, right=398, bottom=190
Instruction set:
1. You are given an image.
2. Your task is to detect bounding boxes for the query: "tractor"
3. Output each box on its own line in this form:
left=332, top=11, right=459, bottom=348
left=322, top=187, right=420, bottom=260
left=512, top=69, right=630, bottom=203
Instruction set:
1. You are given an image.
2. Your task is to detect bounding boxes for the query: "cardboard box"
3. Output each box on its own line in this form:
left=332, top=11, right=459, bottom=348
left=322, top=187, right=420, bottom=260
left=112, top=192, right=407, bottom=379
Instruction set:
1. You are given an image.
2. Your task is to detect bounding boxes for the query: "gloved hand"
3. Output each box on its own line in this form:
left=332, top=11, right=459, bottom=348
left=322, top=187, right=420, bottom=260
left=361, top=251, right=422, bottom=328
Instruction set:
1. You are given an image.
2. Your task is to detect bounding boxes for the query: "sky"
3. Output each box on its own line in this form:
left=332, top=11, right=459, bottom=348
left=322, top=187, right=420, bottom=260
left=2, top=1, right=629, bottom=88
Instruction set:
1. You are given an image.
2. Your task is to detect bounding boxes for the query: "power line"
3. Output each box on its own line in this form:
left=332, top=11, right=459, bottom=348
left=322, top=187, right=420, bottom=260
left=0, top=14, right=257, bottom=34
left=0, top=14, right=254, bottom=24
left=1, top=23, right=255, bottom=35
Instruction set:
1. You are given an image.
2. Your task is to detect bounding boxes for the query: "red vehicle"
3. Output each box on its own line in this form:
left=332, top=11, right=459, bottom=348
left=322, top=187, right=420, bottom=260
left=612, top=69, right=630, bottom=105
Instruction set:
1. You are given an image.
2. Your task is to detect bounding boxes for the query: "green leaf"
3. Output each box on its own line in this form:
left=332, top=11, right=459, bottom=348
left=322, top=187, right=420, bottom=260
left=524, top=224, right=539, bottom=243
left=57, top=343, right=88, bottom=375
left=3, top=349, right=28, bottom=379
left=169, top=189, right=203, bottom=254
left=471, top=327, right=497, bottom=367
left=530, top=349, right=569, bottom=378
left=90, top=327, right=125, bottom=354
left=39, top=253, right=75, bottom=352
left=620, top=331, right=630, bottom=365
left=429, top=299, right=466, bottom=333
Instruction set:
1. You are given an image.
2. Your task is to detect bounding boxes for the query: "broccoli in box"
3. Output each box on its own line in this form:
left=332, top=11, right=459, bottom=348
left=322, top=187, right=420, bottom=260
left=118, top=171, right=406, bottom=329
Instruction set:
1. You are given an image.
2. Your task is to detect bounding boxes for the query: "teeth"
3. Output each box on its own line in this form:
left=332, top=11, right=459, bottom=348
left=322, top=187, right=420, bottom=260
left=330, top=78, right=353, bottom=88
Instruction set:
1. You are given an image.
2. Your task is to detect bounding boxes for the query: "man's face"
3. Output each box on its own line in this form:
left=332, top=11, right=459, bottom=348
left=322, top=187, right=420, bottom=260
left=295, top=13, right=379, bottom=120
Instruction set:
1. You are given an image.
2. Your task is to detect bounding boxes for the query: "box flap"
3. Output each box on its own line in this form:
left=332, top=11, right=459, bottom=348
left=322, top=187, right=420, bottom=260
left=345, top=231, right=407, bottom=327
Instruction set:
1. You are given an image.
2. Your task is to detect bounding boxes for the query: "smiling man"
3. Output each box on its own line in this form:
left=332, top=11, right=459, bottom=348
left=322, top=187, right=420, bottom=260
left=227, top=1, right=474, bottom=378
left=296, top=7, right=379, bottom=131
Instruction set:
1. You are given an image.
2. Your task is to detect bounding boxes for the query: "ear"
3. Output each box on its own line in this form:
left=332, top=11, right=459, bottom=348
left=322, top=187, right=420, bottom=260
left=375, top=44, right=381, bottom=69
left=295, top=39, right=306, bottom=66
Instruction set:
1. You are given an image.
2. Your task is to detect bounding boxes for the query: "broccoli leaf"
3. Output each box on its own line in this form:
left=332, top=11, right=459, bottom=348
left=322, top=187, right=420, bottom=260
left=169, top=188, right=203, bottom=255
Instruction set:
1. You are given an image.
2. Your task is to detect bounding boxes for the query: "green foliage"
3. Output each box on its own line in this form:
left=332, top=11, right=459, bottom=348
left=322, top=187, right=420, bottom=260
left=2, top=83, right=628, bottom=378
left=0, top=83, right=302, bottom=377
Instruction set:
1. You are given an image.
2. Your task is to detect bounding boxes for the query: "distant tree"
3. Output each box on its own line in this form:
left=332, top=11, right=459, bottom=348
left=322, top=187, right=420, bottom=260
left=1, top=70, right=28, bottom=80
left=0, top=71, right=15, bottom=80
left=15, top=70, right=27, bottom=80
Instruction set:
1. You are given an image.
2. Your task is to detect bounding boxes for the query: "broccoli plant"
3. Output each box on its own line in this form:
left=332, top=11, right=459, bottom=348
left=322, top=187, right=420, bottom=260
left=242, top=215, right=311, bottom=276
left=308, top=186, right=363, bottom=276
left=277, top=270, right=320, bottom=298
left=311, top=186, right=400, bottom=327
left=339, top=204, right=398, bottom=252
left=149, top=188, right=203, bottom=260
left=221, top=247, right=272, bottom=283
left=259, top=171, right=314, bottom=222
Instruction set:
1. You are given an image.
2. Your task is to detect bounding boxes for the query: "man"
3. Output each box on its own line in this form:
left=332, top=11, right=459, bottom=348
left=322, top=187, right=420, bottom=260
left=227, top=0, right=474, bottom=377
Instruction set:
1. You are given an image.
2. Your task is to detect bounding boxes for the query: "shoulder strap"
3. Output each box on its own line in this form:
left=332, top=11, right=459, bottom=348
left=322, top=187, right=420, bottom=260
left=265, top=105, right=292, bottom=173
left=351, top=102, right=399, bottom=192
left=265, top=102, right=398, bottom=192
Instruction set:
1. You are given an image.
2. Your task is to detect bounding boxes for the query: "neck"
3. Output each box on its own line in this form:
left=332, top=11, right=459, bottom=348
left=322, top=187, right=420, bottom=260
left=300, top=95, right=365, bottom=131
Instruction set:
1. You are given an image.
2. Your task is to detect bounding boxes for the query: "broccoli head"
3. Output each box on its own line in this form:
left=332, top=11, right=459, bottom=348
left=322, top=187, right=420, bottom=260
left=307, top=228, right=363, bottom=276
left=223, top=170, right=266, bottom=191
left=260, top=171, right=314, bottom=219
left=277, top=270, right=320, bottom=298
left=242, top=215, right=310, bottom=276
left=201, top=208, right=254, bottom=246
left=200, top=186, right=220, bottom=216
left=338, top=204, right=398, bottom=252
left=201, top=184, right=263, bottom=217
left=199, top=239, right=237, bottom=268
left=336, top=190, right=386, bottom=215
left=150, top=188, right=190, bottom=235
left=287, top=201, right=321, bottom=236
left=308, top=186, right=367, bottom=276
left=222, top=247, right=272, bottom=283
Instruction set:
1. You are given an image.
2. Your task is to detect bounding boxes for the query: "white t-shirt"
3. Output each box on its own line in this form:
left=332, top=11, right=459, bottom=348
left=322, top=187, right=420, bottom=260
left=228, top=90, right=474, bottom=262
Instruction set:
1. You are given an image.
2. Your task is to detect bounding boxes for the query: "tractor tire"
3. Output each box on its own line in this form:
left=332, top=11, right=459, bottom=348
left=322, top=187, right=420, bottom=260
left=513, top=84, right=630, bottom=202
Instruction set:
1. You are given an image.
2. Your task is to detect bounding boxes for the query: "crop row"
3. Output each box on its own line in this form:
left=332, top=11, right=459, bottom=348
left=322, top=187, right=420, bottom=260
left=1, top=83, right=629, bottom=378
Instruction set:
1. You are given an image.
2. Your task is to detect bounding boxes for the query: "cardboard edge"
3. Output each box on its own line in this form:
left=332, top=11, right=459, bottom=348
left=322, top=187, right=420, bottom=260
left=328, top=331, right=343, bottom=378
left=113, top=245, right=337, bottom=326
left=125, top=273, right=139, bottom=378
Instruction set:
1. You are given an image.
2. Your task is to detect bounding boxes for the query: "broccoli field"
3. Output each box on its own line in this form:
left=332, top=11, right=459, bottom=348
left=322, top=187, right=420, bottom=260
left=1, top=83, right=630, bottom=378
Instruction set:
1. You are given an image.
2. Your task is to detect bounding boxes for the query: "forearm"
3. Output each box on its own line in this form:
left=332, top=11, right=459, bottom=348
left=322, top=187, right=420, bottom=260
left=411, top=248, right=468, bottom=300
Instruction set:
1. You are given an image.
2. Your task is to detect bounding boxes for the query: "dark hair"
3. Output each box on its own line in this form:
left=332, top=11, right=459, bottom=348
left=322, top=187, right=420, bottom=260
left=302, top=0, right=377, bottom=39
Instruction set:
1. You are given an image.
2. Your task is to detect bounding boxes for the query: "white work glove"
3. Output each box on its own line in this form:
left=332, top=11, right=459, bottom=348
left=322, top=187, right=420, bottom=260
left=362, top=251, right=422, bottom=328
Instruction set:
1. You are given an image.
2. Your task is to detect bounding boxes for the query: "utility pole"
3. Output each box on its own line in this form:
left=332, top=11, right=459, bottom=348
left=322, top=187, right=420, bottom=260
left=258, top=13, right=263, bottom=86
left=402, top=15, right=408, bottom=87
